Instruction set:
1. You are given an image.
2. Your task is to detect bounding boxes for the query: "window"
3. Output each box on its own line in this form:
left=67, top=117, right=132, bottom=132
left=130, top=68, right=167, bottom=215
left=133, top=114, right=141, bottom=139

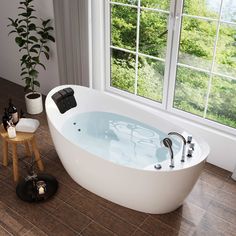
left=106, top=0, right=236, bottom=133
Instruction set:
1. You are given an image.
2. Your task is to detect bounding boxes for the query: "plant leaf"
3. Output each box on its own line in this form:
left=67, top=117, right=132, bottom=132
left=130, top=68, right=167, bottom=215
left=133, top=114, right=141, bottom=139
left=38, top=63, right=46, bottom=70
left=32, top=57, right=39, bottom=63
left=45, top=26, right=54, bottom=31
left=47, top=35, right=55, bottom=42
left=42, top=19, right=51, bottom=27
left=21, top=54, right=28, bottom=61
left=21, top=32, right=29, bottom=38
left=20, top=1, right=27, bottom=6
left=28, top=23, right=36, bottom=31
left=20, top=71, right=28, bottom=76
left=29, top=69, right=38, bottom=77
left=29, top=36, right=38, bottom=42
left=25, top=77, right=32, bottom=86
left=43, top=51, right=49, bottom=60
left=19, top=46, right=27, bottom=52
left=27, top=7, right=35, bottom=13
left=8, top=17, right=14, bottom=24
left=19, top=12, right=31, bottom=17
left=15, top=37, right=25, bottom=47
left=8, top=30, right=17, bottom=36
left=17, top=27, right=25, bottom=34
left=43, top=45, right=49, bottom=52
left=30, top=48, right=38, bottom=53
left=29, top=16, right=37, bottom=19
left=33, top=80, right=40, bottom=87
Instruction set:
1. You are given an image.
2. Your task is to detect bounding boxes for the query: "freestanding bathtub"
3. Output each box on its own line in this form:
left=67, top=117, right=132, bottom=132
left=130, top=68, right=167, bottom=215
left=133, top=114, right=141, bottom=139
left=45, top=85, right=210, bottom=214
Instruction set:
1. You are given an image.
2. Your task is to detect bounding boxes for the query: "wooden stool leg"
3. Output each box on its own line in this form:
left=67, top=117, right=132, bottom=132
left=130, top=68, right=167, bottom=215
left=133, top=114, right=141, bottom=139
left=31, top=137, right=44, bottom=171
left=12, top=143, right=19, bottom=182
left=24, top=141, right=31, bottom=157
left=3, top=140, right=8, bottom=166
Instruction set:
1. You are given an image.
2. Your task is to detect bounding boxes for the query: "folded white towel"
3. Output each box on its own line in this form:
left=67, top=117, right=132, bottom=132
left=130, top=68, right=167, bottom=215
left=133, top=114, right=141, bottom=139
left=16, top=118, right=40, bottom=133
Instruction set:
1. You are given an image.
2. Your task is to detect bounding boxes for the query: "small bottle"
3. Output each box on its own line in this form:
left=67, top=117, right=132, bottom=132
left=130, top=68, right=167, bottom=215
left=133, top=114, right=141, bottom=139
left=2, top=108, right=12, bottom=131
left=8, top=99, right=18, bottom=125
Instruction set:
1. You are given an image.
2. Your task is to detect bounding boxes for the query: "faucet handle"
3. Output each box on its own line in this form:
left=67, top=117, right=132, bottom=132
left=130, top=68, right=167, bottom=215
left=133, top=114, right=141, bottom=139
left=187, top=135, right=192, bottom=144
left=189, top=143, right=195, bottom=150
left=187, top=148, right=193, bottom=157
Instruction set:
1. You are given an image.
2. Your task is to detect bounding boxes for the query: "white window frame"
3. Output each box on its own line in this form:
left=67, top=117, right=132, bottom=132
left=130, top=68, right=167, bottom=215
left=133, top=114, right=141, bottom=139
left=90, top=0, right=236, bottom=136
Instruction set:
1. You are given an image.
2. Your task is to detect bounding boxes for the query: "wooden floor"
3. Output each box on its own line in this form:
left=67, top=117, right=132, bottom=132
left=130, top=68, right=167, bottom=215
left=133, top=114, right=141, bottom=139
left=0, top=78, right=235, bottom=236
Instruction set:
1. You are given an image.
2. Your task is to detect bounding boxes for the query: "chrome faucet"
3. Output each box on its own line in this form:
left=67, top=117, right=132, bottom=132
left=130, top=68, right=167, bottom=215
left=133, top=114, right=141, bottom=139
left=161, top=137, right=174, bottom=168
left=168, top=132, right=187, bottom=162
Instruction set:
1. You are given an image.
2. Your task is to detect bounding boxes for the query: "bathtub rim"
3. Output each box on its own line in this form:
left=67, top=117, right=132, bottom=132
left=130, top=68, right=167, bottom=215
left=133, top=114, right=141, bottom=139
left=46, top=85, right=210, bottom=173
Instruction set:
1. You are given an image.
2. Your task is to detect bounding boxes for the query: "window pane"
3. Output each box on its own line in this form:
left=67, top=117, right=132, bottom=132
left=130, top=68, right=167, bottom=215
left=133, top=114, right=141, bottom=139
left=173, top=67, right=209, bottom=116
left=139, top=10, right=168, bottom=58
left=183, top=0, right=221, bottom=19
left=178, top=17, right=217, bottom=71
left=111, top=4, right=137, bottom=50
left=137, top=57, right=164, bottom=102
left=222, top=0, right=236, bottom=22
left=111, top=49, right=136, bottom=93
left=141, top=0, right=170, bottom=11
left=214, top=23, right=236, bottom=77
left=206, top=76, right=236, bottom=128
left=112, top=0, right=138, bottom=5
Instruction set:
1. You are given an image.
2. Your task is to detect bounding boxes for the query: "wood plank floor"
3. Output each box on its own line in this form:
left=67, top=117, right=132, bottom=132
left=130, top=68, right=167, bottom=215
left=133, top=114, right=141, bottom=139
left=0, top=78, right=235, bottom=236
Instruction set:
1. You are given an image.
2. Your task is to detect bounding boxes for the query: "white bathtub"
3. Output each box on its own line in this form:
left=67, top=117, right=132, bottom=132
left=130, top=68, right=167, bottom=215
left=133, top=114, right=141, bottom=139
left=45, top=85, right=210, bottom=214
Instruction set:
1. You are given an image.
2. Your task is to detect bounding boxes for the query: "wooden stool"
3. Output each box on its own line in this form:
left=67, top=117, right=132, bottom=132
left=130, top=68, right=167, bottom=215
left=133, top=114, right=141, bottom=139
left=0, top=126, right=44, bottom=182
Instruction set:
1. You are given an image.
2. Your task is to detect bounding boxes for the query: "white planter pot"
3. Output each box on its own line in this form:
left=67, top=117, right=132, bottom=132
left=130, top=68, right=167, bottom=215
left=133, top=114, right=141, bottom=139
left=25, top=92, right=43, bottom=115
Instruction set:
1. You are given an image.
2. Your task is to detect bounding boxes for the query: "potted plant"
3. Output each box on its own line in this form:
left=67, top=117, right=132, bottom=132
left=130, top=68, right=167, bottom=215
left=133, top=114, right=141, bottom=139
left=7, top=0, right=55, bottom=114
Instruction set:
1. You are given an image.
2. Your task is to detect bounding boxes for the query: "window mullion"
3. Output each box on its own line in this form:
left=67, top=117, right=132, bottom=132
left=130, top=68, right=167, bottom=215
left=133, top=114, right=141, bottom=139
left=203, top=0, right=224, bottom=118
left=165, top=0, right=184, bottom=111
left=134, top=0, right=141, bottom=95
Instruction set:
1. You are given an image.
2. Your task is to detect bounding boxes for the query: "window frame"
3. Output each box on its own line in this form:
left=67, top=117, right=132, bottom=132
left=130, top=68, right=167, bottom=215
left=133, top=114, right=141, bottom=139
left=100, top=0, right=236, bottom=136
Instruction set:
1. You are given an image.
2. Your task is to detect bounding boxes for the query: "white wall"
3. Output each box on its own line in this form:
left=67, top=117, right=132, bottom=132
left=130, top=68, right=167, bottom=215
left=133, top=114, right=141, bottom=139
left=0, top=0, right=60, bottom=95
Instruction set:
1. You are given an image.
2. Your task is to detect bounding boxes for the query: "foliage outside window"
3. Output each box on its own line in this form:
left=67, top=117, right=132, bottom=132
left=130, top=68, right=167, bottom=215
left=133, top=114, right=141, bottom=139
left=109, top=0, right=236, bottom=130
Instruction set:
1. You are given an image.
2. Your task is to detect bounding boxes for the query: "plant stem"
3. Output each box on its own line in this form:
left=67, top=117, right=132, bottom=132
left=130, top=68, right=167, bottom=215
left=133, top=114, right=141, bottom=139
left=25, top=8, right=34, bottom=92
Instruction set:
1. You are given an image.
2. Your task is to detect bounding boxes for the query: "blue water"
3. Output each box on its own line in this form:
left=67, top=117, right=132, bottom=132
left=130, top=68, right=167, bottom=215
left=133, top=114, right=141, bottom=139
left=62, top=111, right=181, bottom=169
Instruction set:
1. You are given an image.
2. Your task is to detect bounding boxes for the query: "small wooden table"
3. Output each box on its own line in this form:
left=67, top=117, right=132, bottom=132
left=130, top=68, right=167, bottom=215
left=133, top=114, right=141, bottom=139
left=0, top=125, right=44, bottom=182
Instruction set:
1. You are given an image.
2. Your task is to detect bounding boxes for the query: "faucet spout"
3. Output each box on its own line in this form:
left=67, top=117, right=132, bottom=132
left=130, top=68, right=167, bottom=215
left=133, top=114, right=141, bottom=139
left=168, top=132, right=187, bottom=162
left=161, top=138, right=174, bottom=168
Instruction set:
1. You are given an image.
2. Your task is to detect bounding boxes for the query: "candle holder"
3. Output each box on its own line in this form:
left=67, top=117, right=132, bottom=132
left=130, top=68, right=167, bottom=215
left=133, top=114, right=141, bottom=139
left=16, top=155, right=58, bottom=202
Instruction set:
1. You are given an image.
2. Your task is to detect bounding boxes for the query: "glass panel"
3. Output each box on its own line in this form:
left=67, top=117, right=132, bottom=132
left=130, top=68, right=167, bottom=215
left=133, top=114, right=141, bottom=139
left=222, top=0, right=236, bottom=22
left=137, top=56, right=164, bottom=102
left=183, top=0, right=221, bottom=19
left=139, top=10, right=168, bottom=58
left=141, top=0, right=170, bottom=11
left=178, top=17, right=217, bottom=71
left=111, top=0, right=138, bottom=5
left=111, top=49, right=136, bottom=93
left=173, top=66, right=209, bottom=116
left=111, top=4, right=137, bottom=50
left=206, top=76, right=236, bottom=128
left=214, top=23, right=236, bottom=77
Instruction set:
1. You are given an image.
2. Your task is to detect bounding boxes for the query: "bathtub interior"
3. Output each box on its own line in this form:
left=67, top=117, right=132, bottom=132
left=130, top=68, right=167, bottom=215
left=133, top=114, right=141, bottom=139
left=62, top=111, right=183, bottom=170
left=46, top=85, right=210, bottom=171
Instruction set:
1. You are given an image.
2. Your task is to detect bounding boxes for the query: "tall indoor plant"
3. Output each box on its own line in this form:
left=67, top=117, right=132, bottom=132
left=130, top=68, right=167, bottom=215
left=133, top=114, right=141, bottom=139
left=7, top=0, right=55, bottom=114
